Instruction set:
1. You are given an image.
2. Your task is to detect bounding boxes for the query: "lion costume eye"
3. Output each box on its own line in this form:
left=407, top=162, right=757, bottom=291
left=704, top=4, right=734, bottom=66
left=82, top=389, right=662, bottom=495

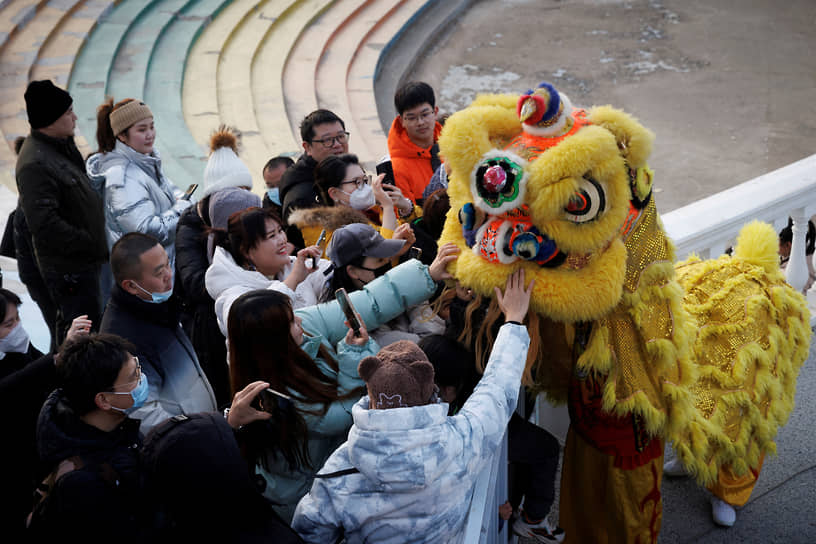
left=565, top=175, right=606, bottom=223
left=470, top=151, right=528, bottom=215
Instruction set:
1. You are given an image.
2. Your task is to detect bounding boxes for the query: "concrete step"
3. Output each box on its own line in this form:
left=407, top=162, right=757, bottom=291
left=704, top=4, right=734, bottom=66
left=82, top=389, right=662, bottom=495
left=29, top=1, right=119, bottom=87
left=143, top=0, right=230, bottom=192
left=0, top=0, right=80, bottom=188
left=103, top=0, right=193, bottom=189
left=343, top=0, right=430, bottom=165
left=372, top=0, right=472, bottom=133
left=181, top=0, right=268, bottom=191
left=69, top=0, right=159, bottom=155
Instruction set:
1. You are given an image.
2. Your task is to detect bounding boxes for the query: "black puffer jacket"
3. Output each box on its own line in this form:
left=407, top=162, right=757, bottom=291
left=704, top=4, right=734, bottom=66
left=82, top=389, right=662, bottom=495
left=33, top=389, right=142, bottom=541
left=174, top=206, right=229, bottom=405
left=141, top=412, right=304, bottom=543
left=15, top=132, right=107, bottom=273
left=0, top=348, right=52, bottom=540
left=279, top=154, right=318, bottom=223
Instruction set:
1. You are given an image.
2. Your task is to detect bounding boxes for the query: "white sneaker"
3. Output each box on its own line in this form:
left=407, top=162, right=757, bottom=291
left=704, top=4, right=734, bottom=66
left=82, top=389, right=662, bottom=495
left=663, top=457, right=690, bottom=477
left=511, top=510, right=565, bottom=543
left=710, top=497, right=736, bottom=527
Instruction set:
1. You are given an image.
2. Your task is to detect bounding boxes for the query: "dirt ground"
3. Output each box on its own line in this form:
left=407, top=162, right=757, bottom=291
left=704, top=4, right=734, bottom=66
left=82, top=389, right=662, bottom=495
left=408, top=0, right=816, bottom=212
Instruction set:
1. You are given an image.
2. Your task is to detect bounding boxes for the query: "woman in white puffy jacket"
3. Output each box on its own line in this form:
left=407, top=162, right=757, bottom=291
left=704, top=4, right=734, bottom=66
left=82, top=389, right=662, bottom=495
left=205, top=206, right=328, bottom=336
left=86, top=98, right=192, bottom=267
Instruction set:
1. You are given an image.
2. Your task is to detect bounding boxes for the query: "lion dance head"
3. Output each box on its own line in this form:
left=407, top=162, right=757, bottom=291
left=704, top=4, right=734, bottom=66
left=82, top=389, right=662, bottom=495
left=439, top=81, right=657, bottom=323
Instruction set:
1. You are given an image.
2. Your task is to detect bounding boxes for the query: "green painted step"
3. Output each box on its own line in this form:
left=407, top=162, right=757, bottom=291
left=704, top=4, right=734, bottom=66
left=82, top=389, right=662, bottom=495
left=69, top=0, right=160, bottom=152
left=143, top=0, right=232, bottom=190
left=104, top=0, right=192, bottom=189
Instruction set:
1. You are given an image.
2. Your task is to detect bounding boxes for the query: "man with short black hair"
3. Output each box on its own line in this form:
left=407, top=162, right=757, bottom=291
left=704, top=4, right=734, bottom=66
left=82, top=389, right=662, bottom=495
left=386, top=81, right=443, bottom=205
left=262, top=155, right=295, bottom=214
left=279, top=110, right=349, bottom=223
left=16, top=80, right=108, bottom=345
left=32, top=333, right=143, bottom=540
left=101, top=232, right=216, bottom=432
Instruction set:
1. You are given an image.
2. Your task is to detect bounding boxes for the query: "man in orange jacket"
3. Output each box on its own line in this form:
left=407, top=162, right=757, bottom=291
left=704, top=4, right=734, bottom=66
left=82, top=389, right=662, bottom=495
left=386, top=82, right=443, bottom=206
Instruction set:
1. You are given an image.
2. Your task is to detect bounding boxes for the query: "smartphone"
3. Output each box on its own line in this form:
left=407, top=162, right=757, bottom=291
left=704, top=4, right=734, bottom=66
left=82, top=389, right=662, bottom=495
left=182, top=183, right=198, bottom=200
left=335, top=288, right=362, bottom=337
left=258, top=387, right=293, bottom=414
left=376, top=158, right=395, bottom=186
left=307, top=229, right=327, bottom=269
left=408, top=246, right=422, bottom=260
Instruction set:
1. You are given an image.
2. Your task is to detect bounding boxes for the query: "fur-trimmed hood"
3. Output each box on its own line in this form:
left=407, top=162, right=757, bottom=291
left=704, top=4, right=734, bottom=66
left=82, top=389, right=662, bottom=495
left=287, top=206, right=370, bottom=231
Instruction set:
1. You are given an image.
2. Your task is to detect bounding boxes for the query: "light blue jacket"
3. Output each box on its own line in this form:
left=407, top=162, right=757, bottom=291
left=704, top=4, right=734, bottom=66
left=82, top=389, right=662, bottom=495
left=257, top=258, right=440, bottom=522
left=292, top=323, right=530, bottom=544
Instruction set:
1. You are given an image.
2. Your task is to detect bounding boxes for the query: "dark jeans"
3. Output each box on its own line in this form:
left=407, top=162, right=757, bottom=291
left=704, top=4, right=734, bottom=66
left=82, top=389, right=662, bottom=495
left=41, top=265, right=102, bottom=346
left=508, top=412, right=561, bottom=520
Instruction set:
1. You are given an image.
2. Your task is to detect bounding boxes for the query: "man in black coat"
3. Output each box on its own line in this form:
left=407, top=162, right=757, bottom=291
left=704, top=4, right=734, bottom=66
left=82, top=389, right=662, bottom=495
left=16, top=80, right=108, bottom=345
left=279, top=109, right=349, bottom=225
left=32, top=333, right=144, bottom=542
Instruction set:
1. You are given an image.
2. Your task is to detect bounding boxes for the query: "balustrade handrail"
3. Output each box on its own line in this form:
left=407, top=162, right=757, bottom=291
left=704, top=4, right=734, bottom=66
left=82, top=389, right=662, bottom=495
left=662, top=153, right=816, bottom=260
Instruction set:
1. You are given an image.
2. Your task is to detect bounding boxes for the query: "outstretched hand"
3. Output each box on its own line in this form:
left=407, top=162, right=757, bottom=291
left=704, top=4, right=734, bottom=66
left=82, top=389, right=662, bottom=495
left=429, top=242, right=460, bottom=282
left=494, top=268, right=534, bottom=323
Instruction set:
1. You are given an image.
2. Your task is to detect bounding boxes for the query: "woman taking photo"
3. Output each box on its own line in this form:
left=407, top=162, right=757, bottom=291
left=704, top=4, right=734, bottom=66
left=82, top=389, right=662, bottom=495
left=86, top=98, right=192, bottom=268
left=205, top=206, right=327, bottom=336
left=287, top=153, right=417, bottom=253
left=225, top=242, right=457, bottom=521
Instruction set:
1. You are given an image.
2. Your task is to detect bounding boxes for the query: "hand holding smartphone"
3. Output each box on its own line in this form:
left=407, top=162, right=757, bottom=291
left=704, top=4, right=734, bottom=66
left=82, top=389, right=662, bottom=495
left=257, top=387, right=293, bottom=414
left=335, top=287, right=362, bottom=337
left=307, top=228, right=327, bottom=269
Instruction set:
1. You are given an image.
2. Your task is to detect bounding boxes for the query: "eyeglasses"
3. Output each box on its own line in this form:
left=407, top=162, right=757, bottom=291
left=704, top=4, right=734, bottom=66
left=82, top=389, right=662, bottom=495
left=340, top=174, right=371, bottom=189
left=401, top=109, right=435, bottom=125
left=109, top=356, right=142, bottom=391
left=310, top=132, right=350, bottom=148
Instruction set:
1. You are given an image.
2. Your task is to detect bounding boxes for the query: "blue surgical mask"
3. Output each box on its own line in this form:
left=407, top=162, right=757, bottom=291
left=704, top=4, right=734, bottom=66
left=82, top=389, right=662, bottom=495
left=133, top=282, right=173, bottom=304
left=107, top=374, right=150, bottom=415
left=266, top=187, right=281, bottom=205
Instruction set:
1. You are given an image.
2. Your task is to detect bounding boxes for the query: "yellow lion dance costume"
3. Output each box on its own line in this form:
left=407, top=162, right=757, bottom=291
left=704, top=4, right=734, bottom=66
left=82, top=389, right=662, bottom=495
left=437, top=82, right=811, bottom=542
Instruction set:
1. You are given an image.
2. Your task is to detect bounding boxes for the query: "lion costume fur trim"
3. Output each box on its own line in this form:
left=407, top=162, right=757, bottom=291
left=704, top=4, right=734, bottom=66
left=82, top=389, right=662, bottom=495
left=672, top=221, right=811, bottom=482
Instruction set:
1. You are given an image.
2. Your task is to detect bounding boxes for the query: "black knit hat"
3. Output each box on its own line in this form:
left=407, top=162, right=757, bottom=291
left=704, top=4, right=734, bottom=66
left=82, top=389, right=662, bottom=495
left=24, top=80, right=73, bottom=129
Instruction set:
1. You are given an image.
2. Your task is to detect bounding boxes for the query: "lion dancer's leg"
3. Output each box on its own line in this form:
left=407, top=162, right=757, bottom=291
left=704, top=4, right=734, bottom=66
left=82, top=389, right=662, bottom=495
left=559, top=331, right=664, bottom=543
left=707, top=455, right=765, bottom=526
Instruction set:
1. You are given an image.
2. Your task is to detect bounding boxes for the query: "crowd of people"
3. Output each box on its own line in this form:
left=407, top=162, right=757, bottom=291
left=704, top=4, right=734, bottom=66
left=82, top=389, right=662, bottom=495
left=1, top=78, right=568, bottom=543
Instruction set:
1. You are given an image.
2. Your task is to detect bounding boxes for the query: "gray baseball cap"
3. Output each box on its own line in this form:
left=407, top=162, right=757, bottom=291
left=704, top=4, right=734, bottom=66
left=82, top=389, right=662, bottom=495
left=327, top=223, right=406, bottom=268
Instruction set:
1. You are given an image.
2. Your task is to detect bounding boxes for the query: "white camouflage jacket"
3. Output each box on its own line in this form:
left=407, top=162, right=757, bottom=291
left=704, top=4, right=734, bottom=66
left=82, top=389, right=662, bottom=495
left=292, top=323, right=530, bottom=543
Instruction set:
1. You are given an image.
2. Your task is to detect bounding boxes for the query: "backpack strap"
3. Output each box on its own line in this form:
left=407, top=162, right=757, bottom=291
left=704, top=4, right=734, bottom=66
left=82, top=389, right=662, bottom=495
left=314, top=467, right=359, bottom=479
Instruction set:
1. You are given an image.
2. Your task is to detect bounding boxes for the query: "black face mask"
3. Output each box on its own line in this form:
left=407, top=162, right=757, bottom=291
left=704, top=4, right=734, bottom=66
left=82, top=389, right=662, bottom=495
left=360, top=262, right=392, bottom=280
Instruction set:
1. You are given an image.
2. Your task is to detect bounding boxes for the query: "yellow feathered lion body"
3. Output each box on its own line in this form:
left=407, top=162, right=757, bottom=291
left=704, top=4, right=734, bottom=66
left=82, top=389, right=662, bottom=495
left=438, top=85, right=811, bottom=484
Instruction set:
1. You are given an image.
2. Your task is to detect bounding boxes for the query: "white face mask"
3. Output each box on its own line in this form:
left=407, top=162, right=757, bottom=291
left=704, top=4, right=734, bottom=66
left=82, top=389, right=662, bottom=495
left=0, top=321, right=30, bottom=358
left=344, top=184, right=376, bottom=211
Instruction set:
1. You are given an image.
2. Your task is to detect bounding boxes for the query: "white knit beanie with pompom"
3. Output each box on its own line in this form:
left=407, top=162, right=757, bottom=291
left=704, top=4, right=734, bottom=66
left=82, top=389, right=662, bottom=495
left=201, top=125, right=253, bottom=198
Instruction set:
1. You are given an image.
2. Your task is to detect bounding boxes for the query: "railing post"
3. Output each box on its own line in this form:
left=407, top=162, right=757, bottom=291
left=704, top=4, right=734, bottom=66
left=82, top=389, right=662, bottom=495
left=786, top=210, right=809, bottom=292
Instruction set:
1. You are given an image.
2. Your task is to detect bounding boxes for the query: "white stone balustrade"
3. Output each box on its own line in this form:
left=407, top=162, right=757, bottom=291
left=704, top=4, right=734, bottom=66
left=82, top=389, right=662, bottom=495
left=662, top=153, right=816, bottom=311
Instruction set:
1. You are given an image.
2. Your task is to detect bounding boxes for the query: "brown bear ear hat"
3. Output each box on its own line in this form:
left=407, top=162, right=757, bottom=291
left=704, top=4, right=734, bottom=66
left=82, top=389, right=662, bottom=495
left=358, top=340, right=436, bottom=409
